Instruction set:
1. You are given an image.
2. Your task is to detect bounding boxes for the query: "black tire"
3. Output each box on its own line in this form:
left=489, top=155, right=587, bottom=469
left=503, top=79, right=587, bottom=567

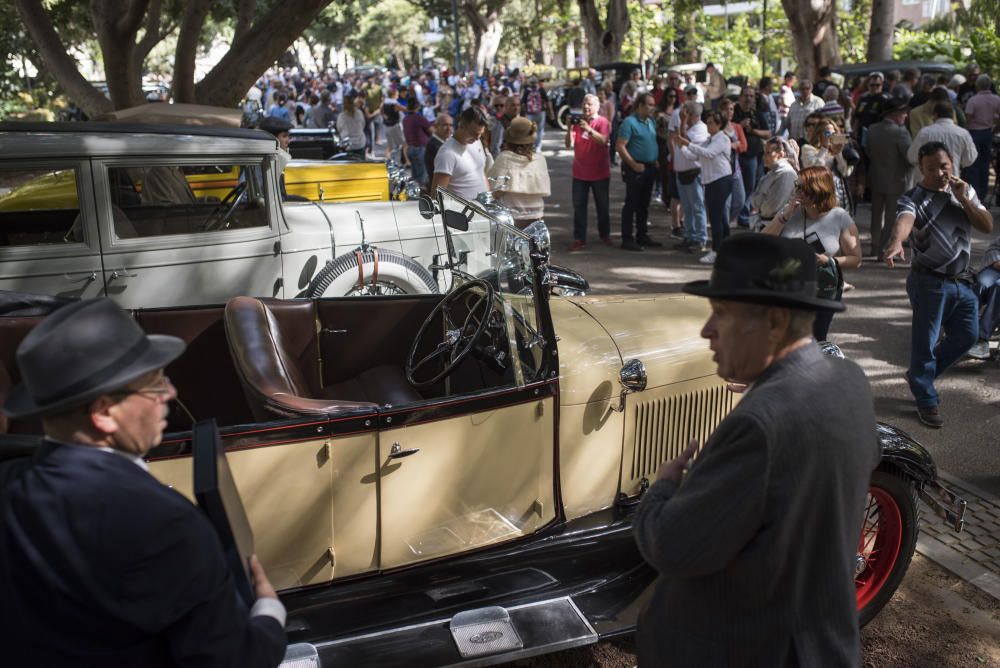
left=306, top=248, right=439, bottom=297
left=856, top=468, right=919, bottom=627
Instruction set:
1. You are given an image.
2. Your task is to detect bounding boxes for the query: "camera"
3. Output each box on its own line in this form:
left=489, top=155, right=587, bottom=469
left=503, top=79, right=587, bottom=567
left=568, top=109, right=583, bottom=125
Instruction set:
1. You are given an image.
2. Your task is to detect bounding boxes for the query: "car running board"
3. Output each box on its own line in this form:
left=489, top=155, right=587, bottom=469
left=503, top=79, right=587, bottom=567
left=302, top=596, right=598, bottom=667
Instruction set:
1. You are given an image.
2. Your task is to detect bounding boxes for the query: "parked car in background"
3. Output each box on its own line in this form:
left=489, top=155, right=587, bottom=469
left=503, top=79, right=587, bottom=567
left=0, top=187, right=966, bottom=667
left=547, top=62, right=640, bottom=130
left=0, top=122, right=488, bottom=306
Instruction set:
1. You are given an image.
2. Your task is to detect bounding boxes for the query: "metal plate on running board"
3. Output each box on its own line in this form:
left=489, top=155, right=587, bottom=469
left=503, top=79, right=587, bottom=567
left=450, top=606, right=523, bottom=658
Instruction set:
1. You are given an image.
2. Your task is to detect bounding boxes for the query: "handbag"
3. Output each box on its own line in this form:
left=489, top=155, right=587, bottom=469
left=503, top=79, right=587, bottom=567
left=677, top=168, right=700, bottom=185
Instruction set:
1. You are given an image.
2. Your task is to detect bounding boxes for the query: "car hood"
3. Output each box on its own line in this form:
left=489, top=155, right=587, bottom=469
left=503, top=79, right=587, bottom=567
left=553, top=294, right=717, bottom=406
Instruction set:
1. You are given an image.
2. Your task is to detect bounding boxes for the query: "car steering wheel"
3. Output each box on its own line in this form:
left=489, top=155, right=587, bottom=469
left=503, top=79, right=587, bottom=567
left=406, top=279, right=496, bottom=388
left=202, top=181, right=248, bottom=231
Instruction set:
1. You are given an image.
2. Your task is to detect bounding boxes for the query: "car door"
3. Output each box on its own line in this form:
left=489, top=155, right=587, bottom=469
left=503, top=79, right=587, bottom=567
left=377, top=193, right=559, bottom=570
left=0, top=160, right=106, bottom=299
left=93, top=157, right=283, bottom=309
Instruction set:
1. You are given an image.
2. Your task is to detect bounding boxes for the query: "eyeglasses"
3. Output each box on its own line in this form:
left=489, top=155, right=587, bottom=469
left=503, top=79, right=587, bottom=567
left=111, top=371, right=173, bottom=402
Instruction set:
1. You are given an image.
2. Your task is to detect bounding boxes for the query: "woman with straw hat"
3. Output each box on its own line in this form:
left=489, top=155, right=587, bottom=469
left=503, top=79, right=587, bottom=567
left=486, top=116, right=551, bottom=229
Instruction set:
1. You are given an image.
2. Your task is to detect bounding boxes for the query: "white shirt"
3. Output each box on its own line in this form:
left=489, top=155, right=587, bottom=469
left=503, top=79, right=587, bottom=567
left=673, top=120, right=709, bottom=172
left=434, top=137, right=488, bottom=200
left=681, top=130, right=733, bottom=185
left=907, top=118, right=978, bottom=168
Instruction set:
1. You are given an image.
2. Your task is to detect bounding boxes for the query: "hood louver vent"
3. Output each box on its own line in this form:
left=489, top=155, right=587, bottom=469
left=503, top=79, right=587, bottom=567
left=630, top=384, right=736, bottom=482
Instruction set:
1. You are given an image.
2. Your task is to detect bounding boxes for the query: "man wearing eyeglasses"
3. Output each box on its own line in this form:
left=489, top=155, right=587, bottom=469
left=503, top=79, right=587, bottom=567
left=0, top=299, right=287, bottom=667
left=777, top=78, right=824, bottom=145
left=853, top=72, right=891, bottom=142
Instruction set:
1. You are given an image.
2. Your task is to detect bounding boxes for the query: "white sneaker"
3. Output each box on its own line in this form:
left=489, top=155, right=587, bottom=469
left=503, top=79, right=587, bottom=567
left=699, top=250, right=717, bottom=265
left=966, top=340, right=991, bottom=360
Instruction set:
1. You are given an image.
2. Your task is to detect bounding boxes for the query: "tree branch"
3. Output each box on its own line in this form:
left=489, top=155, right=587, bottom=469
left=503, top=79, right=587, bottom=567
left=234, top=0, right=255, bottom=46
left=135, top=0, right=164, bottom=68
left=173, top=0, right=211, bottom=103
left=195, top=0, right=334, bottom=108
left=15, top=0, right=112, bottom=116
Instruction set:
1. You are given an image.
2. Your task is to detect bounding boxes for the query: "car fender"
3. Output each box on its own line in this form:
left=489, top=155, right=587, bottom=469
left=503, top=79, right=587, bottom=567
left=876, top=421, right=935, bottom=481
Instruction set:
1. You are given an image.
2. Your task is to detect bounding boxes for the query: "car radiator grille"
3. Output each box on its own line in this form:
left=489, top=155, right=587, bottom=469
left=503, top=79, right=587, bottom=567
left=629, top=383, right=737, bottom=483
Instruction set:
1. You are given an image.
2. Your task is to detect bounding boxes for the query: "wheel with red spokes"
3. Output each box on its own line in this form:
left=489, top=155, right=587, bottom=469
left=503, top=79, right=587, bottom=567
left=856, top=469, right=919, bottom=626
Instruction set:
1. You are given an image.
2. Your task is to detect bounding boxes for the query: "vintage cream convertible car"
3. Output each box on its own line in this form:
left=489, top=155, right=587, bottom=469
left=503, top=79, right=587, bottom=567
left=0, top=122, right=492, bottom=308
left=0, top=189, right=965, bottom=666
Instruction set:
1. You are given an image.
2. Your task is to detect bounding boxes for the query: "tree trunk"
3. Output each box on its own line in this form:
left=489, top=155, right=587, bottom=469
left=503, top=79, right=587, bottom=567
left=781, top=0, right=840, bottom=80
left=867, top=0, right=894, bottom=63
left=322, top=46, right=332, bottom=72
left=90, top=0, right=148, bottom=110
left=15, top=0, right=113, bottom=117
left=474, top=15, right=502, bottom=72
left=577, top=0, right=629, bottom=65
left=194, top=0, right=333, bottom=108
left=172, top=0, right=211, bottom=103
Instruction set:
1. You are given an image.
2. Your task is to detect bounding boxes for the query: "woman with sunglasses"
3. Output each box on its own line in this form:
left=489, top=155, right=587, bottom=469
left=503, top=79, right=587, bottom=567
left=762, top=165, right=863, bottom=340
left=673, top=109, right=734, bottom=264
left=747, top=137, right=799, bottom=231
left=800, top=115, right=859, bottom=214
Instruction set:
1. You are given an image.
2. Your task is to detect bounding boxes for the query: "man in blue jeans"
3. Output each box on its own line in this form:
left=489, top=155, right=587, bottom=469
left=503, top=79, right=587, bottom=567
left=885, top=141, right=994, bottom=427
left=967, top=236, right=1000, bottom=360
left=672, top=100, right=709, bottom=253
left=616, top=93, right=662, bottom=251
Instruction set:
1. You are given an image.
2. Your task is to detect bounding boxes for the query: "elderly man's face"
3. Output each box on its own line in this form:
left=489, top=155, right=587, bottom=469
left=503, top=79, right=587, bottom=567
left=504, top=96, right=521, bottom=117
left=105, top=368, right=177, bottom=456
left=701, top=301, right=777, bottom=384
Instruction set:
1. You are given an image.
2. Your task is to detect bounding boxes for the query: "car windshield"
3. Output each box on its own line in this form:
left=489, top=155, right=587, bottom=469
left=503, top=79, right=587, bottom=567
left=436, top=187, right=545, bottom=384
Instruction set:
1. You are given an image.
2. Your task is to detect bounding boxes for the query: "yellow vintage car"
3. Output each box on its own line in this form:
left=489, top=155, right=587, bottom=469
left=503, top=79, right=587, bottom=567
left=0, top=188, right=965, bottom=666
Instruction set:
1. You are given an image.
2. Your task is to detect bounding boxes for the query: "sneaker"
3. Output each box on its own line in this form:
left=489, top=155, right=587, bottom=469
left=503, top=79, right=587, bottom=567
left=917, top=405, right=943, bottom=428
left=621, top=240, right=644, bottom=252
left=600, top=236, right=615, bottom=246
left=673, top=239, right=693, bottom=250
left=966, top=340, right=991, bottom=360
left=670, top=227, right=685, bottom=239
left=568, top=239, right=586, bottom=252
left=694, top=243, right=709, bottom=254
left=637, top=236, right=663, bottom=248
left=699, top=250, right=717, bottom=264
left=843, top=282, right=855, bottom=292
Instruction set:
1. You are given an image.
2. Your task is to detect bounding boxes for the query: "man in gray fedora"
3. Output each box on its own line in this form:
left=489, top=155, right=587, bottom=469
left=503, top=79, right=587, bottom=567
left=634, top=234, right=880, bottom=666
left=0, top=299, right=287, bottom=667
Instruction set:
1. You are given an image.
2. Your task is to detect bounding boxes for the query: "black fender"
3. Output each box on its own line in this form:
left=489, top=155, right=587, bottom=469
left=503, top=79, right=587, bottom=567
left=876, top=421, right=936, bottom=482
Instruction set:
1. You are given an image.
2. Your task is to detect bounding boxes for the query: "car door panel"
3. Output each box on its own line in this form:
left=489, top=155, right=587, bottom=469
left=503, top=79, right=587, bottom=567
left=378, top=392, right=556, bottom=570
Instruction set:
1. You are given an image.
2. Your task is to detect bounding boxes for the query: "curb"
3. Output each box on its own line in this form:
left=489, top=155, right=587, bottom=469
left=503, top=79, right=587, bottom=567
left=914, top=470, right=1000, bottom=602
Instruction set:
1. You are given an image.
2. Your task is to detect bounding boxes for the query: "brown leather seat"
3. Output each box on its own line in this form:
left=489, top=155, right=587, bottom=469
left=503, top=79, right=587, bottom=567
left=224, top=296, right=420, bottom=421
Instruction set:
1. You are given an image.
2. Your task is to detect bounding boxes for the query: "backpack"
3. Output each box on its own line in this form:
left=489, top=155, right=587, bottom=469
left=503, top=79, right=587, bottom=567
left=526, top=88, right=543, bottom=115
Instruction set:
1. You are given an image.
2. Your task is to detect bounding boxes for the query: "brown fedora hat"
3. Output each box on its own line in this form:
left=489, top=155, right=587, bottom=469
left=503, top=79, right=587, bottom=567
left=5, top=299, right=186, bottom=419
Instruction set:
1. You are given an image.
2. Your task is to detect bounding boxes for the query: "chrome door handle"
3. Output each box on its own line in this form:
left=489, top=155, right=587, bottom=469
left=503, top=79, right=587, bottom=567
left=63, top=272, right=97, bottom=283
left=388, top=442, right=420, bottom=459
left=110, top=270, right=138, bottom=280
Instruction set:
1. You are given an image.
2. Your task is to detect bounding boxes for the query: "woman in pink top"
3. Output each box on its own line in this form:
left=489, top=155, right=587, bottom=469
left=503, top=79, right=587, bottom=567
left=566, top=94, right=612, bottom=250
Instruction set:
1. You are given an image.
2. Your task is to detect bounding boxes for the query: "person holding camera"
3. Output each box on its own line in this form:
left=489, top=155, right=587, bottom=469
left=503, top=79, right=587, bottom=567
left=762, top=166, right=863, bottom=340
left=566, top=93, right=612, bottom=250
left=800, top=114, right=859, bottom=213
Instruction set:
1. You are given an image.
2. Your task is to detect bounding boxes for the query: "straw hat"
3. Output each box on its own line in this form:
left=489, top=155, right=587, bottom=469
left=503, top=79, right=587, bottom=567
left=504, top=117, right=537, bottom=145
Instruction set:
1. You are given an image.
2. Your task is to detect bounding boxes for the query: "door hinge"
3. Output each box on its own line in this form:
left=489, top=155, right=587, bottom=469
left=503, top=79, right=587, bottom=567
left=536, top=401, right=545, bottom=418
left=273, top=240, right=281, bottom=255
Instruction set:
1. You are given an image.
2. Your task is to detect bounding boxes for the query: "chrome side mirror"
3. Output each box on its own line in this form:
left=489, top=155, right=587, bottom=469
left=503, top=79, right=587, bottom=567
left=613, top=359, right=646, bottom=412
left=417, top=195, right=436, bottom=220
left=522, top=220, right=551, bottom=263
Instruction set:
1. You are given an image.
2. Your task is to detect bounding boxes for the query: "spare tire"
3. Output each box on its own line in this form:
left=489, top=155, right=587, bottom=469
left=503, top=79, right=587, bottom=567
left=306, top=248, right=439, bottom=297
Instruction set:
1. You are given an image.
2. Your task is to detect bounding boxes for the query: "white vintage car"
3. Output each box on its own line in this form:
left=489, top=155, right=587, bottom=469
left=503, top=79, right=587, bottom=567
left=0, top=122, right=495, bottom=308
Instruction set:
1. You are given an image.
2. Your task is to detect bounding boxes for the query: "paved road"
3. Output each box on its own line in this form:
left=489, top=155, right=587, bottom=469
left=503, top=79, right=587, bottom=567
left=536, top=134, right=1000, bottom=496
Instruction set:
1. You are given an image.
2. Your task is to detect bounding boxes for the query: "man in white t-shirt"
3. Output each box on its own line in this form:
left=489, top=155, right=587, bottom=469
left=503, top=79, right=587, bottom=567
left=431, top=106, right=490, bottom=200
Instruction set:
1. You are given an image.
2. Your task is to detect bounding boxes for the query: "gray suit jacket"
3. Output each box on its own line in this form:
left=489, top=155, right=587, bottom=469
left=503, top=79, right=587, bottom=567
left=866, top=118, right=912, bottom=195
left=634, top=343, right=880, bottom=667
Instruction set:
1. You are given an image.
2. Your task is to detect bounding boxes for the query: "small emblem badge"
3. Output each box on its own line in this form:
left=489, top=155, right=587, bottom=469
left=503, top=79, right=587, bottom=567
left=469, top=631, right=504, bottom=644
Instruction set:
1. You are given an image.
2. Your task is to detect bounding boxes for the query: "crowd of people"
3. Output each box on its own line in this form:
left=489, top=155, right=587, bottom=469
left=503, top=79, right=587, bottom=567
left=251, top=60, right=1000, bottom=425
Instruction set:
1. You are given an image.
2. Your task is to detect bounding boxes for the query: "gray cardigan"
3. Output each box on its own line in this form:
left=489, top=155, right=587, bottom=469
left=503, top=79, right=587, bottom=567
left=750, top=159, right=796, bottom=220
left=634, top=343, right=880, bottom=667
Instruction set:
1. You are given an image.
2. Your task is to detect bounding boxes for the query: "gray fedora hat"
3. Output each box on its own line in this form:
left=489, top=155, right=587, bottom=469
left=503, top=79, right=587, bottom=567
left=5, top=299, right=186, bottom=419
left=683, top=234, right=845, bottom=312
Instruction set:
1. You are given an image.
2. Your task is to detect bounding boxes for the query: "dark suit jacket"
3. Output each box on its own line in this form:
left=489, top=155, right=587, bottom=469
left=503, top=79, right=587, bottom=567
left=0, top=440, right=286, bottom=667
left=867, top=118, right=912, bottom=195
left=634, top=343, right=880, bottom=667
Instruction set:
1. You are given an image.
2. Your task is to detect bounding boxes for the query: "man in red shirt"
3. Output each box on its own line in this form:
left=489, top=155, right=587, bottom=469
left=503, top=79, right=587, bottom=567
left=565, top=93, right=612, bottom=250
left=402, top=97, right=433, bottom=187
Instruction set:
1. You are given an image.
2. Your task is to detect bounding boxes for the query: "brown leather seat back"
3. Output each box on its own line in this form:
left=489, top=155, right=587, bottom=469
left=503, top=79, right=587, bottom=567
left=224, top=296, right=377, bottom=420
